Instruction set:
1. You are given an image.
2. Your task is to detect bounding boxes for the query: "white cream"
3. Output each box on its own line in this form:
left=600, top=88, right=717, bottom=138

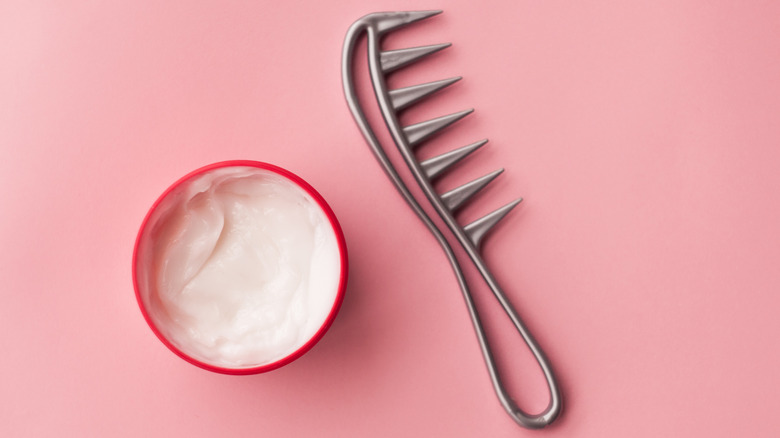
left=135, top=166, right=342, bottom=368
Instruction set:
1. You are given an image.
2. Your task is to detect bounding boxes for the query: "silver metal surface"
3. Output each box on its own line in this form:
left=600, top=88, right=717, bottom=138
left=403, top=109, right=474, bottom=148
left=342, top=10, right=562, bottom=429
left=419, top=139, right=487, bottom=180
left=389, top=77, right=462, bottom=111
left=380, top=43, right=452, bottom=73
left=441, top=169, right=504, bottom=212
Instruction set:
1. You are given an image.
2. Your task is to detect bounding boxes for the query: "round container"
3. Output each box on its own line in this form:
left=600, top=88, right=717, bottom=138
left=133, top=160, right=348, bottom=375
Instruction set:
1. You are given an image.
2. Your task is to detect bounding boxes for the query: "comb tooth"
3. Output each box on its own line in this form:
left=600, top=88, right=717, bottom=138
left=380, top=43, right=451, bottom=73
left=403, top=109, right=473, bottom=148
left=463, top=199, right=523, bottom=248
left=440, top=169, right=504, bottom=212
left=389, top=77, right=462, bottom=111
left=420, top=139, right=488, bottom=180
left=375, top=10, right=443, bottom=34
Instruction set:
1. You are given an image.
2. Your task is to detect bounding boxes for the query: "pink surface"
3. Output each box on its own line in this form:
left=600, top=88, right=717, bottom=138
left=2, top=1, right=779, bottom=436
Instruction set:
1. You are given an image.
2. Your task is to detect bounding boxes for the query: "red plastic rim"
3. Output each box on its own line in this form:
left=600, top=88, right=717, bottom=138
left=132, top=160, right=348, bottom=375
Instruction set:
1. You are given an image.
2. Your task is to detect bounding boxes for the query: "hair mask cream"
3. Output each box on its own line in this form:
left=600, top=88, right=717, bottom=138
left=133, top=161, right=347, bottom=374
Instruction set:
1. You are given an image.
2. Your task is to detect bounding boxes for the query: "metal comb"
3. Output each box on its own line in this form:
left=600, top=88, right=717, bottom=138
left=341, top=11, right=562, bottom=429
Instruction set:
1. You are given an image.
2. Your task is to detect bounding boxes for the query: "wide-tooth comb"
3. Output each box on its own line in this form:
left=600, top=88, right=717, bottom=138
left=342, top=11, right=562, bottom=429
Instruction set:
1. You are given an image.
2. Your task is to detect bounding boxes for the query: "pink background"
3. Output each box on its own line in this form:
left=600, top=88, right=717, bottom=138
left=2, top=1, right=779, bottom=436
